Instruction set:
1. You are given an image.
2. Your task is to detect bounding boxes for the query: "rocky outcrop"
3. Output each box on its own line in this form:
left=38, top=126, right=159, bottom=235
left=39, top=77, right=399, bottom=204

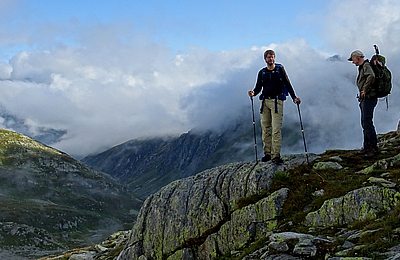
left=305, top=186, right=400, bottom=227
left=118, top=156, right=310, bottom=260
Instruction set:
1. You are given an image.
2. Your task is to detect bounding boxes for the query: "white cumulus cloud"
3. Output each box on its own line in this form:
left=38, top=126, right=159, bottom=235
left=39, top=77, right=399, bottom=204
left=0, top=0, right=399, bottom=157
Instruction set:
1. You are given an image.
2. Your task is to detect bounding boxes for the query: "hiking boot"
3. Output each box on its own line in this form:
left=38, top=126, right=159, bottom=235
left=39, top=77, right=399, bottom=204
left=363, top=149, right=377, bottom=158
left=358, top=148, right=367, bottom=154
left=261, top=154, right=271, bottom=162
left=272, top=156, right=284, bottom=165
left=359, top=146, right=379, bottom=154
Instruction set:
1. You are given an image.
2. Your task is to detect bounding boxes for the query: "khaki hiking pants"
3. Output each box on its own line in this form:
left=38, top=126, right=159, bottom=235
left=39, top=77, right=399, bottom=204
left=260, top=99, right=283, bottom=158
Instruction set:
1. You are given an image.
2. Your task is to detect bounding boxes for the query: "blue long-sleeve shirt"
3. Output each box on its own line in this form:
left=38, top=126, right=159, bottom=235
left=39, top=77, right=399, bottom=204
left=253, top=64, right=297, bottom=100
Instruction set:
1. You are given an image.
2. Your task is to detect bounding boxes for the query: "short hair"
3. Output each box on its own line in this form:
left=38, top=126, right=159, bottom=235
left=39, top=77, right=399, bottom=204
left=264, top=50, right=275, bottom=59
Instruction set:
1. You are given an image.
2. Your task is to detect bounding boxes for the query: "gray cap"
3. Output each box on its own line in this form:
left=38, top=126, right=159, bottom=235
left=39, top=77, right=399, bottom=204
left=348, top=50, right=364, bottom=61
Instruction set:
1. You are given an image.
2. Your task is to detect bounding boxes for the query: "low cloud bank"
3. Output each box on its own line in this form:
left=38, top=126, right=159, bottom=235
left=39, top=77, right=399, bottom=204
left=0, top=0, right=399, bottom=157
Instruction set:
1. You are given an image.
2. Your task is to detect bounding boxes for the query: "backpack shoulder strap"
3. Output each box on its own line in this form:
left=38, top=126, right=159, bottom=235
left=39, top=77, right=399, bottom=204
left=274, top=63, right=285, bottom=78
left=274, top=63, right=283, bottom=71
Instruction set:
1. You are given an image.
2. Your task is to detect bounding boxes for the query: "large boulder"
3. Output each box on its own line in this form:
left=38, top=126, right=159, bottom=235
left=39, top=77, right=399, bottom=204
left=305, top=186, right=400, bottom=228
left=118, top=156, right=309, bottom=259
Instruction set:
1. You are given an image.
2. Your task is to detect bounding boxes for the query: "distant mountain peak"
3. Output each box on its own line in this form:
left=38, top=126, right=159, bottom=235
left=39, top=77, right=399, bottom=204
left=327, top=54, right=342, bottom=62
left=0, top=106, right=67, bottom=146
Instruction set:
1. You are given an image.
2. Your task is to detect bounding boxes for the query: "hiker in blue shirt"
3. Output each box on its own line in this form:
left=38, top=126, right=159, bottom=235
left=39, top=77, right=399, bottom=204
left=248, top=49, right=301, bottom=164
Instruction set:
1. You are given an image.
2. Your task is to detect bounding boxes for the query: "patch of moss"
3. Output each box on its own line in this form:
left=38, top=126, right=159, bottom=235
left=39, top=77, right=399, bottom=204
left=268, top=165, right=323, bottom=226
left=273, top=170, right=290, bottom=182
left=269, top=149, right=394, bottom=232
left=347, top=205, right=400, bottom=259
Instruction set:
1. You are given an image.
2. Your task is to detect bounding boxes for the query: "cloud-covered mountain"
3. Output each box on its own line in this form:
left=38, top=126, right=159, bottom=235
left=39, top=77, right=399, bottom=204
left=0, top=106, right=66, bottom=145
left=81, top=114, right=309, bottom=199
left=0, top=0, right=399, bottom=159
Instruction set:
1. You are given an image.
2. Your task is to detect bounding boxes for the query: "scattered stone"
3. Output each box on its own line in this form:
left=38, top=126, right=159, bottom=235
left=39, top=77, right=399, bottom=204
left=269, top=232, right=314, bottom=243
left=329, top=156, right=343, bottom=162
left=268, top=241, right=289, bottom=253
left=359, top=159, right=390, bottom=174
left=313, top=161, right=343, bottom=170
left=382, top=245, right=400, bottom=259
left=341, top=240, right=355, bottom=249
left=293, top=239, right=317, bottom=256
left=263, top=254, right=302, bottom=260
left=387, top=253, right=400, bottom=260
left=368, top=177, right=396, bottom=188
left=336, top=229, right=358, bottom=240
left=95, top=244, right=108, bottom=252
left=312, top=189, right=325, bottom=197
left=69, top=252, right=95, bottom=260
left=347, top=230, right=362, bottom=241
left=327, top=257, right=372, bottom=260
left=243, top=245, right=269, bottom=260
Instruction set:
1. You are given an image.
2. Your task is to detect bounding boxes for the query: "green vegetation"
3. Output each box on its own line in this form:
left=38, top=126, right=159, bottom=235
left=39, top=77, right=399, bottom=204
left=222, top=131, right=400, bottom=259
left=247, top=131, right=400, bottom=258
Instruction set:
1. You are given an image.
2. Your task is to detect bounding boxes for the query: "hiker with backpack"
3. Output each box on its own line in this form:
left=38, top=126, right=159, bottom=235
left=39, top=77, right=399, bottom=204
left=248, top=49, right=301, bottom=164
left=348, top=50, right=378, bottom=157
left=348, top=46, right=392, bottom=158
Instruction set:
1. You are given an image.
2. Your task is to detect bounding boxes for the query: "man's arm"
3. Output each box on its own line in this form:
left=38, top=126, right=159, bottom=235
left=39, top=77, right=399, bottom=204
left=248, top=69, right=263, bottom=96
left=281, top=66, right=298, bottom=101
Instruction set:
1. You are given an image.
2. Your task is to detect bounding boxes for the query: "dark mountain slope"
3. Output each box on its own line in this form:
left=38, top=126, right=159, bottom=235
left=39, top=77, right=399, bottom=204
left=82, top=118, right=303, bottom=199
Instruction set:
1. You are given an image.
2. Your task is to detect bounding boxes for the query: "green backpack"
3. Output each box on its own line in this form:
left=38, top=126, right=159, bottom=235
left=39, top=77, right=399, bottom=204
left=370, top=45, right=392, bottom=98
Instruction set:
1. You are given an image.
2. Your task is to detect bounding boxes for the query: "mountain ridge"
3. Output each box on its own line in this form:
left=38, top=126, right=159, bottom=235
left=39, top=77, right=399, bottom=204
left=0, top=128, right=142, bottom=259
left=82, top=118, right=304, bottom=199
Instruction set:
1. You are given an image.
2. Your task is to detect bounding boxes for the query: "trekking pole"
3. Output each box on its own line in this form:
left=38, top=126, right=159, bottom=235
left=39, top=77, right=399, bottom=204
left=250, top=96, right=258, bottom=162
left=297, top=103, right=309, bottom=165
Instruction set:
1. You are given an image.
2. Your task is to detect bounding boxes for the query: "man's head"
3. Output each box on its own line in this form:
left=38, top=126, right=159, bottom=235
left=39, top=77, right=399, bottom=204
left=348, top=50, right=365, bottom=66
left=264, top=49, right=275, bottom=66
